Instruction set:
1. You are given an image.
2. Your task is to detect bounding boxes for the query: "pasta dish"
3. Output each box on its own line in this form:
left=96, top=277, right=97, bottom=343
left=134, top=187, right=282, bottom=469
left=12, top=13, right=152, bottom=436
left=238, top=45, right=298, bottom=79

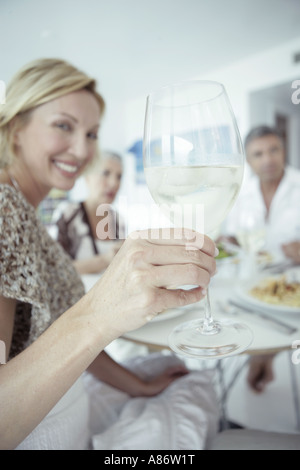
left=250, top=275, right=300, bottom=308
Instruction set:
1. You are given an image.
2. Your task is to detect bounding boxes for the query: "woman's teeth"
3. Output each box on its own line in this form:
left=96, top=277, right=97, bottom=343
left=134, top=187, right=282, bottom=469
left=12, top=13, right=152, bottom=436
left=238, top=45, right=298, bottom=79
left=54, top=161, right=78, bottom=173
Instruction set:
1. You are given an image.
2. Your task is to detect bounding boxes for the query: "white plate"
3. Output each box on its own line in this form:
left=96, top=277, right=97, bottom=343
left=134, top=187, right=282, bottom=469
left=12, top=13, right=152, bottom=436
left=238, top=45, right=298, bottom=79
left=235, top=272, right=300, bottom=315
left=151, top=305, right=192, bottom=322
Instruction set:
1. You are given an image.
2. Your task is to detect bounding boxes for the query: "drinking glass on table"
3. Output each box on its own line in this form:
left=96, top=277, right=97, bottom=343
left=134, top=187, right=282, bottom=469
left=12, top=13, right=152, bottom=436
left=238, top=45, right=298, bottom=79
left=236, top=212, right=267, bottom=278
left=143, top=80, right=253, bottom=359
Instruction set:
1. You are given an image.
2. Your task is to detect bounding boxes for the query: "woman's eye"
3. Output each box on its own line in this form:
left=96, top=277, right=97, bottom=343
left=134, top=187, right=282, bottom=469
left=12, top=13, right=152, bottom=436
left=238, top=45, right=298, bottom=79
left=56, top=122, right=71, bottom=132
left=87, top=132, right=98, bottom=140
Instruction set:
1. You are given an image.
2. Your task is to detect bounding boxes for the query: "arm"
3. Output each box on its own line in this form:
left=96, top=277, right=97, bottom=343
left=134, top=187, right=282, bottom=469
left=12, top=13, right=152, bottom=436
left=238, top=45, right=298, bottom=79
left=73, top=254, right=111, bottom=274
left=87, top=350, right=188, bottom=397
left=73, top=241, right=123, bottom=275
left=0, top=292, right=112, bottom=450
left=0, top=229, right=216, bottom=449
left=247, top=354, right=276, bottom=393
left=56, top=212, right=109, bottom=273
left=216, top=235, right=240, bottom=246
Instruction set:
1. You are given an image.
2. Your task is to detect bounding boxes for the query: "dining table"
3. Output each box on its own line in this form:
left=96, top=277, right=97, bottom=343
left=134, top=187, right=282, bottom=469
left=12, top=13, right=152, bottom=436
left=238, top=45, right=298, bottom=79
left=81, top=260, right=300, bottom=430
left=121, top=278, right=300, bottom=356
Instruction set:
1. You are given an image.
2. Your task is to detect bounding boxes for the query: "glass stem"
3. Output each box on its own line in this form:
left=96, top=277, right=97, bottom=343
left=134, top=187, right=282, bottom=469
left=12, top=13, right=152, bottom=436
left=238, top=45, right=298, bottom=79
left=202, top=288, right=218, bottom=334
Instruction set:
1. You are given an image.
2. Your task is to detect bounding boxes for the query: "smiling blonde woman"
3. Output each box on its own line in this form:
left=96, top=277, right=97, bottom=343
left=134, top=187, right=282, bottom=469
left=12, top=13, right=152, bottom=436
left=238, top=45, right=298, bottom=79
left=0, top=58, right=218, bottom=450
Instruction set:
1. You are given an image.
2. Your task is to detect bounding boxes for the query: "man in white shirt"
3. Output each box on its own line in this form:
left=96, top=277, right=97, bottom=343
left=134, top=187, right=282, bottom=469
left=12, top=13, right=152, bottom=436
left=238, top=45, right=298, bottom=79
left=222, top=125, right=300, bottom=260
left=221, top=125, right=300, bottom=394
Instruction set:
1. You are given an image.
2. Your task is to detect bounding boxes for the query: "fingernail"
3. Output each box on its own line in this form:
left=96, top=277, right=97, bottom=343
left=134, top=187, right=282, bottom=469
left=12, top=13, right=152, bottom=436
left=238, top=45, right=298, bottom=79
left=214, top=246, right=219, bottom=257
left=257, top=381, right=264, bottom=392
left=201, top=288, right=207, bottom=297
left=146, top=314, right=155, bottom=322
left=212, top=268, right=218, bottom=277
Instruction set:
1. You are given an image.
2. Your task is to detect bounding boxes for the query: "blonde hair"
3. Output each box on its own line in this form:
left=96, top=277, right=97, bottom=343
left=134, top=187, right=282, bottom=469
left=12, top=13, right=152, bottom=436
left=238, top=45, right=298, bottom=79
left=84, top=150, right=123, bottom=176
left=0, top=58, right=105, bottom=169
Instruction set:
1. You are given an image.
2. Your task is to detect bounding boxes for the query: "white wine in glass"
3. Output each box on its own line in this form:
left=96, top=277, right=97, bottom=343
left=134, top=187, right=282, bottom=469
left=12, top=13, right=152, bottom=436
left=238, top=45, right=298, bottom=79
left=143, top=80, right=253, bottom=359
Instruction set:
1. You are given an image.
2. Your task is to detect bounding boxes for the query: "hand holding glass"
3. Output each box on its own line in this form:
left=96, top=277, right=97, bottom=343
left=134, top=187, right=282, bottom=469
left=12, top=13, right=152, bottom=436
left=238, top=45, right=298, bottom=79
left=143, top=80, right=253, bottom=359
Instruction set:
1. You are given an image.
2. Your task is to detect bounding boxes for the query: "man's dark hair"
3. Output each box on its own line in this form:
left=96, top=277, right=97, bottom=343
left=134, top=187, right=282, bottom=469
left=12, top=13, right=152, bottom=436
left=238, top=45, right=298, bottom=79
left=244, top=125, right=284, bottom=150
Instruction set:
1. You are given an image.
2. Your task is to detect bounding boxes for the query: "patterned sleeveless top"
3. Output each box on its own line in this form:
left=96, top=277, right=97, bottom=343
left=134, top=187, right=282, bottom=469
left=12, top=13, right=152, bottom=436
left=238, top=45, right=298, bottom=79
left=0, top=185, right=85, bottom=359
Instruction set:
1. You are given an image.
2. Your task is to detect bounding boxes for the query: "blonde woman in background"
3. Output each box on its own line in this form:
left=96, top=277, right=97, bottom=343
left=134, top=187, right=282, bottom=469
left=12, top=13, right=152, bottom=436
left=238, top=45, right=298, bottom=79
left=0, top=58, right=219, bottom=450
left=54, top=151, right=124, bottom=275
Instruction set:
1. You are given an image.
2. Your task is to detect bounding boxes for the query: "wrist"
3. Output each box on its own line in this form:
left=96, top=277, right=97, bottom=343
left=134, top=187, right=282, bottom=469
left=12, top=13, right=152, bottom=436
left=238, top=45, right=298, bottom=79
left=126, top=377, right=149, bottom=397
left=74, top=292, right=119, bottom=348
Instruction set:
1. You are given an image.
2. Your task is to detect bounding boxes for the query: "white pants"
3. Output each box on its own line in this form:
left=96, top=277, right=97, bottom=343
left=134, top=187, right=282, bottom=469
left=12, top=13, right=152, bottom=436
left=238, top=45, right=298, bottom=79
left=16, top=378, right=90, bottom=450
left=84, top=353, right=219, bottom=450
left=16, top=353, right=219, bottom=450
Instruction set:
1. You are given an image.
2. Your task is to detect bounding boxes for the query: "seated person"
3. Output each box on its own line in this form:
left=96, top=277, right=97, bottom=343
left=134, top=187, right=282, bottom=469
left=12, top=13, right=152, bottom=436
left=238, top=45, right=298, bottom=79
left=221, top=125, right=300, bottom=393
left=54, top=151, right=124, bottom=274
left=0, top=57, right=219, bottom=450
left=221, top=125, right=300, bottom=260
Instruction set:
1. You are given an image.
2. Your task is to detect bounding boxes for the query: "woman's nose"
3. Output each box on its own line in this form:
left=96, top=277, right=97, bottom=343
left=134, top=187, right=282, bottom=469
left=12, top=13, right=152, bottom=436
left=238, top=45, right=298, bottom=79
left=69, top=134, right=90, bottom=161
left=108, top=175, right=120, bottom=189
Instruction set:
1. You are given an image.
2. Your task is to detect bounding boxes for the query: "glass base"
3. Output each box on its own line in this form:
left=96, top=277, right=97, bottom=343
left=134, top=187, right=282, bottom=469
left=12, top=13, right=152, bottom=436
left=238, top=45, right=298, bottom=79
left=168, top=318, right=253, bottom=359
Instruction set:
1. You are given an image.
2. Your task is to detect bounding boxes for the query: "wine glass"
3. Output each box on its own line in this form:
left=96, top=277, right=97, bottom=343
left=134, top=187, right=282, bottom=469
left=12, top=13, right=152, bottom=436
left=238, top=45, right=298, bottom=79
left=143, top=80, right=253, bottom=359
left=236, top=211, right=267, bottom=279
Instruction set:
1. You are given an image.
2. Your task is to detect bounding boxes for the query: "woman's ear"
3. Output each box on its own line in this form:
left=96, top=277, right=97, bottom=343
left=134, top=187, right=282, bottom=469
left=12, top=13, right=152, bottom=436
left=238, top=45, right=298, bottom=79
left=9, top=117, right=21, bottom=146
left=9, top=110, right=32, bottom=147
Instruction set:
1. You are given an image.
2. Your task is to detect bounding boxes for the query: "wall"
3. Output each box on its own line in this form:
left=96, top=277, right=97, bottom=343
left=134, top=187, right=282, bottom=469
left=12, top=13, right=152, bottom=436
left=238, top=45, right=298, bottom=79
left=73, top=36, right=300, bottom=232
left=109, top=36, right=300, bottom=233
left=249, top=84, right=300, bottom=168
left=123, top=36, right=300, bottom=149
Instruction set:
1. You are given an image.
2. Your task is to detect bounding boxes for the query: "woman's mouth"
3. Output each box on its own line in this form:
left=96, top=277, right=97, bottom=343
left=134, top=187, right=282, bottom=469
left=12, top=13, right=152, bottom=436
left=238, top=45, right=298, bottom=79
left=53, top=160, right=81, bottom=176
